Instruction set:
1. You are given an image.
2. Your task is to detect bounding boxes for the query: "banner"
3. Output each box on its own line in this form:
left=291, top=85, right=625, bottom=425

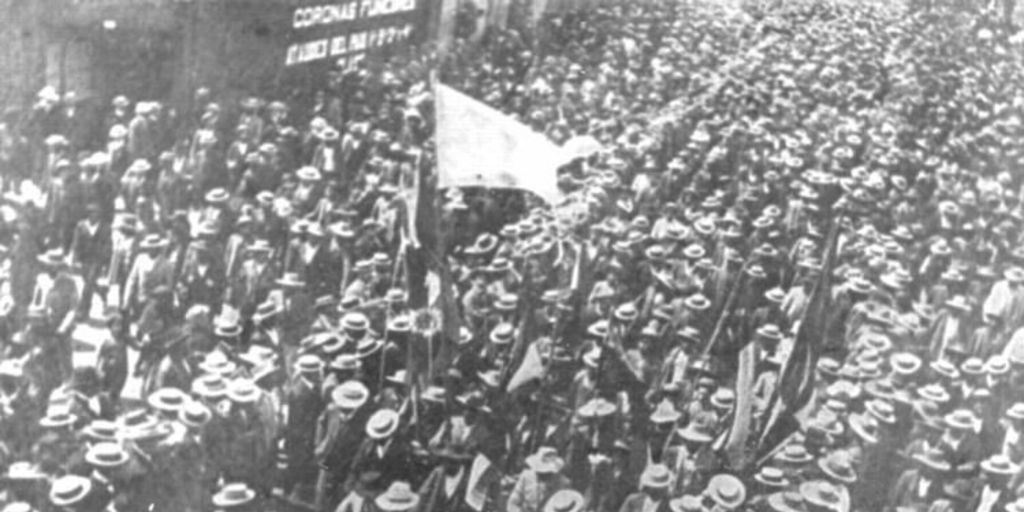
left=434, top=83, right=564, bottom=204
left=285, top=0, right=427, bottom=69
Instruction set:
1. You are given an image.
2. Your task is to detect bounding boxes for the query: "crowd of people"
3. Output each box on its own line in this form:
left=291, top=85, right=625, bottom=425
left=0, top=0, right=1023, bottom=511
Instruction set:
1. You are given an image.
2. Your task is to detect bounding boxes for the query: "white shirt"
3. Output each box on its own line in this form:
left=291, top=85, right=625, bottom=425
left=642, top=497, right=661, bottom=512
left=984, top=280, right=1014, bottom=320
left=916, top=477, right=931, bottom=498
left=33, top=273, right=54, bottom=305
left=978, top=485, right=1001, bottom=512
left=444, top=467, right=465, bottom=498
left=1003, top=425, right=1021, bottom=457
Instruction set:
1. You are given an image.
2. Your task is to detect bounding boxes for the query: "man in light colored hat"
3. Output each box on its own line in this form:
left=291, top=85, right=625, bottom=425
left=350, top=409, right=411, bottom=487
left=938, top=409, right=984, bottom=483
left=221, top=378, right=276, bottom=495
left=282, top=354, right=325, bottom=501
left=508, top=447, right=570, bottom=512
left=314, top=380, right=370, bottom=510
left=618, top=463, right=674, bottom=512
left=961, top=454, right=1019, bottom=511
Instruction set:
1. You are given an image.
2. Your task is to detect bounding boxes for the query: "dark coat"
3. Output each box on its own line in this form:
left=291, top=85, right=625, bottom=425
left=285, top=375, right=325, bottom=477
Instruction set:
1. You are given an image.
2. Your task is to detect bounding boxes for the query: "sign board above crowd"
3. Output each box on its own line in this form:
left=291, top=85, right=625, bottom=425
left=285, top=0, right=426, bottom=69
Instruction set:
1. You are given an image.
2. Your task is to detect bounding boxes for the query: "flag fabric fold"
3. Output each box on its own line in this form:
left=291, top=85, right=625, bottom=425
left=434, top=83, right=564, bottom=204
left=506, top=341, right=545, bottom=393
left=757, top=214, right=841, bottom=458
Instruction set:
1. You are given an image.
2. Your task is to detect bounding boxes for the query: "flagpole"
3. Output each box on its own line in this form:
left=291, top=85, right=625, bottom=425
left=701, top=258, right=752, bottom=357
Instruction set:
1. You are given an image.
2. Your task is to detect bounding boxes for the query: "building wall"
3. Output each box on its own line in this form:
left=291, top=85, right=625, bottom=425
left=3, top=0, right=445, bottom=115
left=0, top=0, right=59, bottom=111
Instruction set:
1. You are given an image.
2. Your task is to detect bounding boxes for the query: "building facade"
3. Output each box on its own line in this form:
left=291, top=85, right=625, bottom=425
left=3, top=0, right=435, bottom=113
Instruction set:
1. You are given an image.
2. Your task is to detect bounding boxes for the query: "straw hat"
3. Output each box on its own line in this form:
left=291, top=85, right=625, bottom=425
left=865, top=400, right=896, bottom=425
left=981, top=454, right=1021, bottom=475
left=49, top=475, right=92, bottom=507
left=577, top=398, right=616, bottom=420
left=82, top=420, right=120, bottom=441
left=677, top=415, right=716, bottom=443
left=84, top=442, right=130, bottom=468
left=684, top=294, right=712, bottom=311
left=757, top=324, right=784, bottom=342
left=294, top=354, right=324, bottom=375
left=917, top=383, right=951, bottom=404
left=622, top=443, right=664, bottom=481
left=192, top=374, right=229, bottom=399
left=929, top=360, right=960, bottom=380
left=331, top=380, right=369, bottom=410
left=706, top=474, right=746, bottom=510
left=366, top=409, right=400, bottom=440
left=204, top=188, right=229, bottom=204
left=275, top=272, right=306, bottom=288
left=818, top=453, right=857, bottom=485
left=614, top=302, right=639, bottom=322
left=39, top=411, right=77, bottom=429
left=774, top=443, right=813, bottom=465
left=799, top=480, right=847, bottom=512
left=711, top=389, right=736, bottom=410
left=1, top=503, right=34, bottom=512
left=5, top=462, right=46, bottom=481
left=375, top=481, right=420, bottom=512
left=525, top=446, right=564, bottom=474
left=227, top=379, right=261, bottom=404
left=543, top=490, right=585, bottom=512
left=147, top=387, right=189, bottom=413
left=753, top=466, right=791, bottom=489
left=198, top=351, right=237, bottom=376
left=1006, top=402, right=1024, bottom=421
left=956, top=355, right=983, bottom=375
left=767, top=492, right=806, bottom=512
left=179, top=400, right=213, bottom=429
left=490, top=323, right=515, bottom=345
left=944, top=409, right=978, bottom=431
left=913, top=449, right=951, bottom=472
left=890, top=352, right=922, bottom=375
left=212, top=482, right=257, bottom=508
left=650, top=398, right=681, bottom=424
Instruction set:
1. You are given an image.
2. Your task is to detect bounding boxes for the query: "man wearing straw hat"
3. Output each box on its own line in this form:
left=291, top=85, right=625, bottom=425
left=282, top=354, right=325, bottom=503
left=507, top=447, right=571, bottom=512
left=315, top=380, right=371, bottom=511
left=619, top=463, right=674, bottom=512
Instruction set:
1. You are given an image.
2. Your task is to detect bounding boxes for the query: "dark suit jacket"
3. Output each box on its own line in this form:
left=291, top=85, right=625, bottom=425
left=618, top=493, right=672, bottom=512
left=285, top=376, right=324, bottom=467
left=350, top=436, right=413, bottom=485
left=887, top=469, right=942, bottom=511
left=315, top=406, right=368, bottom=473
left=963, top=484, right=1013, bottom=512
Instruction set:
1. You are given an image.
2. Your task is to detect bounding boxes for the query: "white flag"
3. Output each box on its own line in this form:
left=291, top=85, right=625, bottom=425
left=435, top=84, right=564, bottom=204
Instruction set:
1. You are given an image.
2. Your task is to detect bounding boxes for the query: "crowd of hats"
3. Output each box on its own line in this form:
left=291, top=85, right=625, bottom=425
left=4, top=0, right=1024, bottom=511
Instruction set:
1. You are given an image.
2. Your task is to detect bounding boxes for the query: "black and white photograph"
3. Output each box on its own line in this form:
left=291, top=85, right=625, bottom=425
left=0, top=0, right=1022, bottom=510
